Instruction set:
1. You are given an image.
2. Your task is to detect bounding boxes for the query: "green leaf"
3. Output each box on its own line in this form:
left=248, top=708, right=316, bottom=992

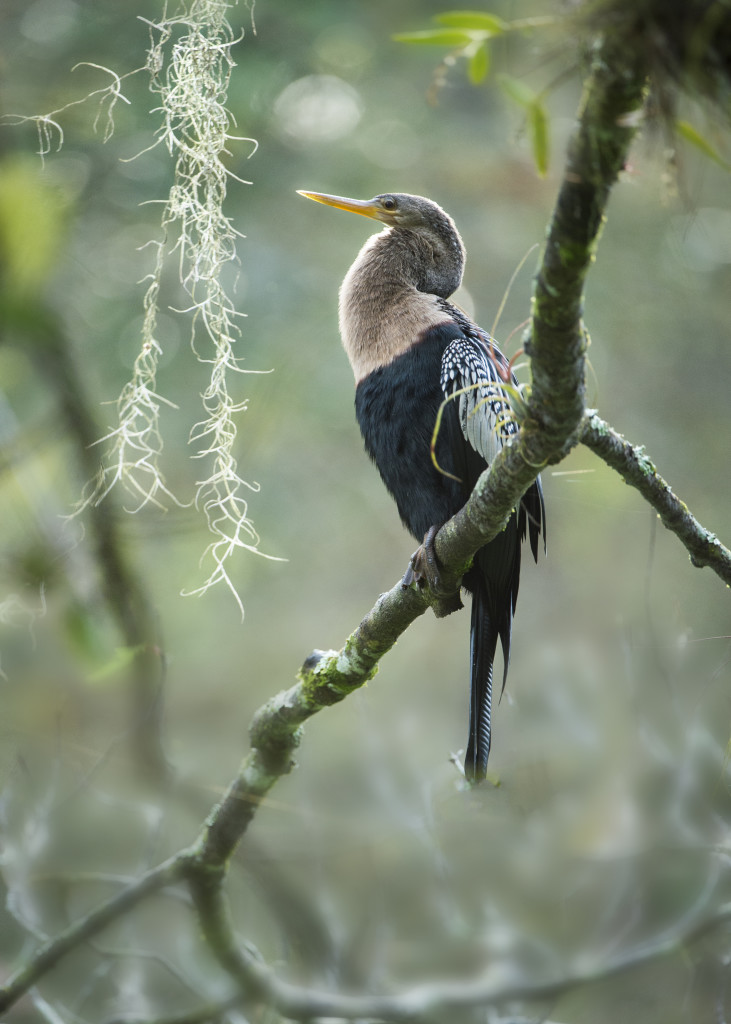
left=434, top=10, right=508, bottom=34
left=496, top=72, right=536, bottom=109
left=392, top=28, right=473, bottom=47
left=87, top=645, right=145, bottom=685
left=676, top=119, right=731, bottom=172
left=468, top=42, right=490, bottom=84
left=0, top=155, right=72, bottom=294
left=64, top=603, right=108, bottom=662
left=529, top=99, right=550, bottom=176
left=496, top=74, right=549, bottom=174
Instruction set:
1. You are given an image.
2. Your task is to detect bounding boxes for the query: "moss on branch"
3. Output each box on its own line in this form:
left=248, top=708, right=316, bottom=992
left=194, top=579, right=432, bottom=869
left=527, top=36, right=646, bottom=462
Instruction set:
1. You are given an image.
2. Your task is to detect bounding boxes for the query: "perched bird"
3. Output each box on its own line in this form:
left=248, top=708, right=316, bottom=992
left=298, top=190, right=545, bottom=781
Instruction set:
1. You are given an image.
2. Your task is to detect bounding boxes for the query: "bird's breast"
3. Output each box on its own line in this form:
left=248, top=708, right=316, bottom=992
left=339, top=278, right=453, bottom=383
left=353, top=323, right=470, bottom=539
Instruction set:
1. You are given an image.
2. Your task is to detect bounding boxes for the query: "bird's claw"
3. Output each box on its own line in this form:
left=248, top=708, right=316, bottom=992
left=402, top=525, right=441, bottom=591
left=402, top=526, right=463, bottom=617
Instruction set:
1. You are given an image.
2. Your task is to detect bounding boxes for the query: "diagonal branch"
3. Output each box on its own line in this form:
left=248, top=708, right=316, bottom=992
left=582, top=413, right=731, bottom=585
left=0, top=857, right=182, bottom=1013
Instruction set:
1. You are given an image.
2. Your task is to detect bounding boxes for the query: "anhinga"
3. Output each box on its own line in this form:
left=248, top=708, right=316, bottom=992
left=298, top=190, right=545, bottom=782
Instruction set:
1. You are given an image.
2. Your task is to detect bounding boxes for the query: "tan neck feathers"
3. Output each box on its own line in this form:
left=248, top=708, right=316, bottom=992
left=338, top=231, right=450, bottom=382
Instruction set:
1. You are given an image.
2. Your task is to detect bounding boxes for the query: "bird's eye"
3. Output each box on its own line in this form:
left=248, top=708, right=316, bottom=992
left=380, top=196, right=397, bottom=211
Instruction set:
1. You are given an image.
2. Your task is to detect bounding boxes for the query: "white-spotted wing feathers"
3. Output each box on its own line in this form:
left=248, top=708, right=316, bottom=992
left=440, top=333, right=517, bottom=468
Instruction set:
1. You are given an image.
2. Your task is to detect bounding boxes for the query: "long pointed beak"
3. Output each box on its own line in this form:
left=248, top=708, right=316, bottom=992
left=297, top=190, right=384, bottom=222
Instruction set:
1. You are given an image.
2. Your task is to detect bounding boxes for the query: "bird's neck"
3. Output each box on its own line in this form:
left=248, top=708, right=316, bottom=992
left=338, top=229, right=459, bottom=382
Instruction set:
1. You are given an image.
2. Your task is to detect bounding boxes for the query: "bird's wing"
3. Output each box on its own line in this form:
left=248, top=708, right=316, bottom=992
left=440, top=333, right=517, bottom=469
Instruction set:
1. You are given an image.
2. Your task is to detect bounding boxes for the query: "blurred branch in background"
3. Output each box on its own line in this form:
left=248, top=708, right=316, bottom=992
left=2, top=770, right=731, bottom=1018
left=0, top=168, right=167, bottom=772
left=31, top=321, right=168, bottom=778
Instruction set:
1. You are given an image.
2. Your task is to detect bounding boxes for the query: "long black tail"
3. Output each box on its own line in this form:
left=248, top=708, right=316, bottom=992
left=464, top=544, right=518, bottom=782
left=462, top=481, right=544, bottom=781
left=464, top=582, right=501, bottom=781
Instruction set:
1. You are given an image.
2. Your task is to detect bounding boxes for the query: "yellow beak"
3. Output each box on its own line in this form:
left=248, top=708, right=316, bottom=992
left=297, top=190, right=385, bottom=222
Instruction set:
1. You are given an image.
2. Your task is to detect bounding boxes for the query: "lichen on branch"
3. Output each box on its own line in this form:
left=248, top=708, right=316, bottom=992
left=526, top=34, right=646, bottom=463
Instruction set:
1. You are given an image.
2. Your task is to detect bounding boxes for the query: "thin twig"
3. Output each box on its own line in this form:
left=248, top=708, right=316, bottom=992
left=0, top=857, right=182, bottom=1013
left=581, top=412, right=731, bottom=586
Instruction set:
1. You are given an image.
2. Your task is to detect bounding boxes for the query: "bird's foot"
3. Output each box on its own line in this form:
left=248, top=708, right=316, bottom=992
left=403, top=525, right=441, bottom=589
left=402, top=525, right=463, bottom=617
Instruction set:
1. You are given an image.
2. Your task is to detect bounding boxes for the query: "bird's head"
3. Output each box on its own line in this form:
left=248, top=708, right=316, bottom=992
left=298, top=190, right=465, bottom=297
left=298, top=190, right=449, bottom=231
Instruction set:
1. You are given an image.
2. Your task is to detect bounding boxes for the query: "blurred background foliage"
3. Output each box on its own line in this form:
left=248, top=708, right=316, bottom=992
left=0, top=1, right=730, bottom=1022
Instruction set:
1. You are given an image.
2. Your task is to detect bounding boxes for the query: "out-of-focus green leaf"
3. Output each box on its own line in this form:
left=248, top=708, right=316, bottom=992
left=87, top=645, right=145, bottom=685
left=468, top=42, right=490, bottom=84
left=497, top=75, right=549, bottom=174
left=434, top=11, right=508, bottom=34
left=529, top=99, right=550, bottom=176
left=0, top=155, right=72, bottom=295
left=64, top=602, right=110, bottom=660
left=497, top=72, right=536, bottom=109
left=676, top=119, right=731, bottom=172
left=392, top=29, right=473, bottom=47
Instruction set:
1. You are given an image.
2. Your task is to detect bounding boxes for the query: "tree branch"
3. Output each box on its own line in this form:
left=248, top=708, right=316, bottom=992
left=520, top=33, right=646, bottom=462
left=0, top=857, right=182, bottom=1013
left=4, top=306, right=169, bottom=778
left=182, top=891, right=731, bottom=1023
left=582, top=412, right=731, bottom=585
left=103, top=993, right=245, bottom=1024
left=435, top=32, right=647, bottom=572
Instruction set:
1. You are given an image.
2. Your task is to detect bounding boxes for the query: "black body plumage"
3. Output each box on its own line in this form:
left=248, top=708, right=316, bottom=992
left=299, top=190, right=545, bottom=781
